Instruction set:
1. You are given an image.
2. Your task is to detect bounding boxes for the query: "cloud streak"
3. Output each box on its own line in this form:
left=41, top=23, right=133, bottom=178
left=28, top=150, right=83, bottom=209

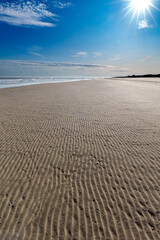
left=75, top=52, right=88, bottom=57
left=0, top=1, right=57, bottom=27
left=0, top=60, right=129, bottom=73
left=93, top=52, right=102, bottom=58
left=111, top=55, right=121, bottom=62
left=138, top=55, right=159, bottom=62
left=29, top=52, right=43, bottom=57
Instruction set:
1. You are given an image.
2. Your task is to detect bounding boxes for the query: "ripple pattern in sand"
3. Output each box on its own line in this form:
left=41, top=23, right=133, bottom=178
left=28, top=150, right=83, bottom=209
left=0, top=80, right=160, bottom=240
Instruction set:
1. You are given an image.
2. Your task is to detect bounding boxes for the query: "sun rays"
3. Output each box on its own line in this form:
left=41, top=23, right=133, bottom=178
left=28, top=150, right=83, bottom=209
left=122, top=0, right=159, bottom=25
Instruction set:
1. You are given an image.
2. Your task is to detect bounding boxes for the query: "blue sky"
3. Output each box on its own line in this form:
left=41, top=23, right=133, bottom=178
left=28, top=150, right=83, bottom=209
left=0, top=0, right=160, bottom=77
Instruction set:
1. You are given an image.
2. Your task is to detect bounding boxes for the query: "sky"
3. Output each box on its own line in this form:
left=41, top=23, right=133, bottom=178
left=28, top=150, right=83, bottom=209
left=0, top=0, right=160, bottom=77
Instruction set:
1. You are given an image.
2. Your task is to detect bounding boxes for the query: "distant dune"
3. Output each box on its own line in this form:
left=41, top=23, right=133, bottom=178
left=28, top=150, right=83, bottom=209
left=116, top=74, right=160, bottom=78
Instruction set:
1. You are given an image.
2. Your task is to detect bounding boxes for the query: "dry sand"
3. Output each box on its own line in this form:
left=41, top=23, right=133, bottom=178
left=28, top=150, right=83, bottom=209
left=0, top=78, right=160, bottom=240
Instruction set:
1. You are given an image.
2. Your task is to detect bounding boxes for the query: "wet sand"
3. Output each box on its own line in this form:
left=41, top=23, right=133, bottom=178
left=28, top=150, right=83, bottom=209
left=0, top=78, right=160, bottom=240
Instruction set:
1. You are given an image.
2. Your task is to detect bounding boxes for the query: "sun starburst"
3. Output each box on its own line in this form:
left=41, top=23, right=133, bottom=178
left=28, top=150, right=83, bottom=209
left=131, top=0, right=152, bottom=11
left=122, top=0, right=159, bottom=24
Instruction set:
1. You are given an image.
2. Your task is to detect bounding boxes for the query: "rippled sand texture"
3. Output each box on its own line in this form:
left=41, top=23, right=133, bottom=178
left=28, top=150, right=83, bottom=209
left=0, top=79, right=160, bottom=240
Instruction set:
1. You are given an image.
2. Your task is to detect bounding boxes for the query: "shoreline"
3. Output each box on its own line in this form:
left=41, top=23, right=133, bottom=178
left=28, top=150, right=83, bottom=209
left=0, top=76, right=160, bottom=90
left=0, top=77, right=102, bottom=90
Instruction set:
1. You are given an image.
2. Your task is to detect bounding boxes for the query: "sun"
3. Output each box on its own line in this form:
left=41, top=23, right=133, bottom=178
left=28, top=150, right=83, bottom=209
left=123, top=0, right=159, bottom=23
left=130, top=0, right=152, bottom=12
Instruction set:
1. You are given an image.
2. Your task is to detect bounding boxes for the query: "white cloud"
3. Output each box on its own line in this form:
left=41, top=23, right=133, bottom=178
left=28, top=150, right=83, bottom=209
left=111, top=55, right=121, bottom=62
left=0, top=1, right=57, bottom=27
left=137, top=20, right=152, bottom=29
left=29, top=52, right=43, bottom=57
left=54, top=1, right=72, bottom=9
left=75, top=52, right=88, bottom=57
left=93, top=52, right=102, bottom=58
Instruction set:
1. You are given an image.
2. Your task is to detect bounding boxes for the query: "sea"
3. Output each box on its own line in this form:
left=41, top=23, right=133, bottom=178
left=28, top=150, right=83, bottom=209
left=0, top=76, right=102, bottom=89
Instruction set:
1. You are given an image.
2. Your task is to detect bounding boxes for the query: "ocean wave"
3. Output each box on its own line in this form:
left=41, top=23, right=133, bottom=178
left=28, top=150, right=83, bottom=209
left=0, top=77, right=99, bottom=89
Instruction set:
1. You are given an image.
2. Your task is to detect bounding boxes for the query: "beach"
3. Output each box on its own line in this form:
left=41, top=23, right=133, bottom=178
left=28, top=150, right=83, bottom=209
left=0, top=78, right=160, bottom=240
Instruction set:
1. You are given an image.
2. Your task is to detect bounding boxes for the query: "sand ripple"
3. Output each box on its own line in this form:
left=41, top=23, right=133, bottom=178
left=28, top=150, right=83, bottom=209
left=0, top=79, right=160, bottom=239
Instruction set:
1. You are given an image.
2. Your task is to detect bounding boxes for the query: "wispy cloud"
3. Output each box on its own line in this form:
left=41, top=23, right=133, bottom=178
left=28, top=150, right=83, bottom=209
left=0, top=60, right=129, bottom=73
left=75, top=52, right=88, bottom=57
left=28, top=46, right=43, bottom=52
left=28, top=46, right=43, bottom=57
left=111, top=55, right=122, bottom=62
left=0, top=1, right=57, bottom=27
left=53, top=1, right=72, bottom=9
left=29, top=52, right=43, bottom=57
left=137, top=20, right=152, bottom=29
left=93, top=52, right=102, bottom=58
left=138, top=55, right=159, bottom=62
